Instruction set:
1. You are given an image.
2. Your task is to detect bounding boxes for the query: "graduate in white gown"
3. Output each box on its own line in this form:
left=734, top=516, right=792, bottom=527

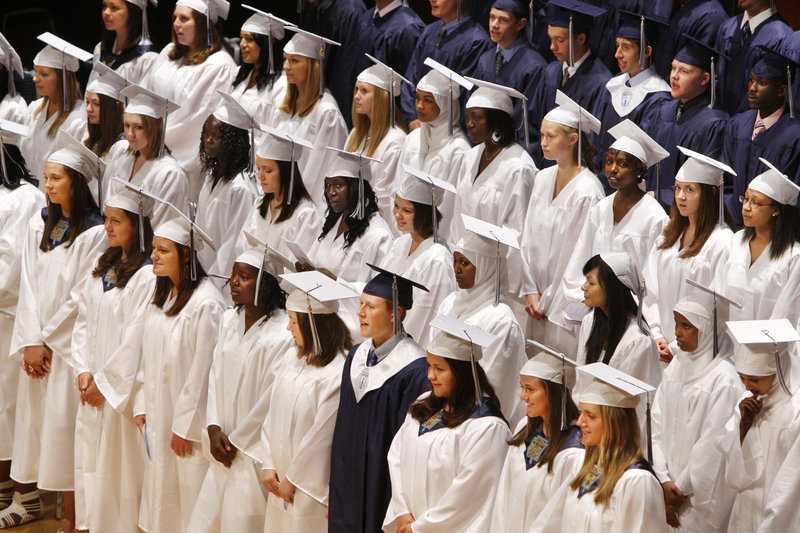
left=651, top=289, right=743, bottom=532
left=271, top=28, right=347, bottom=210
left=521, top=96, right=604, bottom=357
left=194, top=93, right=258, bottom=279
left=188, top=242, right=294, bottom=533
left=3, top=133, right=106, bottom=529
left=103, top=84, right=189, bottom=227
left=435, top=221, right=527, bottom=426
left=83, top=61, right=126, bottom=161
left=0, top=35, right=27, bottom=124
left=531, top=363, right=665, bottom=533
left=237, top=127, right=322, bottom=263
left=92, top=0, right=158, bottom=85
left=345, top=60, right=407, bottom=228
left=383, top=317, right=510, bottom=533
left=491, top=349, right=584, bottom=533
left=20, top=35, right=89, bottom=189
left=261, top=274, right=355, bottom=533
left=400, top=61, right=471, bottom=242
left=384, top=167, right=455, bottom=343
left=0, top=129, right=45, bottom=513
left=130, top=212, right=225, bottom=533
left=718, top=321, right=800, bottom=533
left=144, top=0, right=236, bottom=200
left=643, top=147, right=734, bottom=363
left=717, top=160, right=800, bottom=326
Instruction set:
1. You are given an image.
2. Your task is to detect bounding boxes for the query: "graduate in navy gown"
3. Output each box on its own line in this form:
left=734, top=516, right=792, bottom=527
left=644, top=35, right=729, bottom=205
left=525, top=0, right=555, bottom=61
left=400, top=0, right=493, bottom=129
left=714, top=0, right=792, bottom=115
left=537, top=0, right=611, bottom=147
left=472, top=0, right=548, bottom=166
left=332, top=0, right=425, bottom=128
left=782, top=31, right=800, bottom=116
left=721, top=44, right=800, bottom=229
left=328, top=267, right=430, bottom=533
left=653, top=0, right=726, bottom=80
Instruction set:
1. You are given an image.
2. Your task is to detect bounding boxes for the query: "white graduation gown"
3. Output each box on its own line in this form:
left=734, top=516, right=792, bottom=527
left=0, top=183, right=45, bottom=460
left=195, top=171, right=258, bottom=278
left=490, top=420, right=585, bottom=533
left=383, top=394, right=510, bottom=533
left=643, top=227, right=733, bottom=342
left=0, top=93, right=27, bottom=123
left=66, top=265, right=155, bottom=531
left=651, top=350, right=743, bottom=532
left=261, top=349, right=346, bottom=533
left=9, top=217, right=106, bottom=488
left=230, top=74, right=286, bottom=127
left=19, top=98, right=86, bottom=189
left=145, top=44, right=237, bottom=200
left=271, top=91, right=347, bottom=209
left=188, top=308, right=294, bottom=533
left=92, top=41, right=158, bottom=85
left=345, top=127, right=406, bottom=229
left=131, top=278, right=225, bottom=533
left=383, top=234, right=455, bottom=343
left=103, top=139, right=190, bottom=227
left=520, top=166, right=605, bottom=354
left=549, top=192, right=668, bottom=330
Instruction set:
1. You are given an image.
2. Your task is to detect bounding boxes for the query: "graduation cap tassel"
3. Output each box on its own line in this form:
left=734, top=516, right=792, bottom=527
left=712, top=297, right=719, bottom=358
left=645, top=397, right=653, bottom=463
left=568, top=16, right=575, bottom=68
left=560, top=358, right=568, bottom=431
left=457, top=0, right=461, bottom=22
left=655, top=161, right=662, bottom=207
left=464, top=333, right=482, bottom=407
left=61, top=62, right=68, bottom=114
left=431, top=187, right=439, bottom=244
left=0, top=140, right=8, bottom=188
left=248, top=126, right=256, bottom=180
left=205, top=2, right=213, bottom=48
left=636, top=288, right=649, bottom=335
left=392, top=275, right=400, bottom=336
left=189, top=201, right=197, bottom=281
left=763, top=331, right=792, bottom=396
left=7, top=69, right=15, bottom=99
left=287, top=144, right=296, bottom=206
left=448, top=79, right=454, bottom=136
left=788, top=65, right=795, bottom=119
left=141, top=3, right=152, bottom=47
left=96, top=156, right=104, bottom=210
left=639, top=16, right=646, bottom=71
left=158, top=112, right=168, bottom=159
left=493, top=239, right=501, bottom=306
left=577, top=114, right=583, bottom=168
left=529, top=1, right=534, bottom=42
left=254, top=251, right=267, bottom=306
left=307, top=295, right=323, bottom=356
left=709, top=56, right=717, bottom=110
left=318, top=44, right=325, bottom=97
left=296, top=0, right=302, bottom=14
left=718, top=174, right=724, bottom=229
left=137, top=195, right=146, bottom=253
left=390, top=76, right=396, bottom=129
left=522, top=98, right=530, bottom=149
left=267, top=22, right=275, bottom=75
left=354, top=165, right=365, bottom=220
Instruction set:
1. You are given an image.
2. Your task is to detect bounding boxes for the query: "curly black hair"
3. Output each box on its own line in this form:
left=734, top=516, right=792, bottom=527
left=235, top=268, right=287, bottom=322
left=485, top=108, right=517, bottom=148
left=1, top=143, right=38, bottom=190
left=319, top=178, right=381, bottom=250
left=232, top=32, right=283, bottom=92
left=199, top=115, right=250, bottom=189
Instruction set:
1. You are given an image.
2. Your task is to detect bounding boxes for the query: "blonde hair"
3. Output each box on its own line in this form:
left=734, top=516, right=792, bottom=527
left=570, top=405, right=643, bottom=506
left=346, top=84, right=392, bottom=158
left=125, top=114, right=165, bottom=160
left=279, top=57, right=322, bottom=118
left=35, top=70, right=82, bottom=138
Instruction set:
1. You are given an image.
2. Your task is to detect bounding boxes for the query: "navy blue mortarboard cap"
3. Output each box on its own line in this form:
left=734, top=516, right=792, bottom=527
left=674, top=33, right=728, bottom=72
left=616, top=10, right=668, bottom=47
left=363, top=263, right=429, bottom=335
left=492, top=0, right=528, bottom=18
left=752, top=44, right=797, bottom=84
left=547, top=0, right=606, bottom=35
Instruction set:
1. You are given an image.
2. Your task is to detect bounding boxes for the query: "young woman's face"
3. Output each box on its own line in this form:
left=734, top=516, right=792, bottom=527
left=520, top=375, right=549, bottom=420
left=202, top=116, right=222, bottom=159
left=739, top=373, right=775, bottom=397
left=427, top=352, right=456, bottom=399
left=393, top=195, right=416, bottom=235
left=287, top=310, right=304, bottom=348
left=581, top=267, right=606, bottom=309
left=283, top=53, right=309, bottom=88
left=741, top=188, right=778, bottom=228
left=256, top=156, right=281, bottom=195
left=102, top=0, right=129, bottom=32
left=673, top=311, right=699, bottom=352
left=324, top=177, right=350, bottom=214
left=150, top=236, right=183, bottom=279
left=229, top=262, right=258, bottom=305
left=540, top=119, right=575, bottom=163
left=124, top=113, right=150, bottom=153
left=86, top=91, right=102, bottom=125
left=415, top=89, right=440, bottom=123
left=43, top=162, right=72, bottom=208
left=577, top=402, right=603, bottom=447
left=104, top=206, right=136, bottom=251
left=353, top=81, right=375, bottom=117
left=465, top=107, right=488, bottom=144
left=357, top=293, right=394, bottom=341
left=173, top=6, right=196, bottom=47
left=239, top=31, right=261, bottom=65
left=452, top=251, right=476, bottom=290
left=33, top=66, right=59, bottom=101
left=673, top=180, right=702, bottom=218
left=604, top=149, right=640, bottom=191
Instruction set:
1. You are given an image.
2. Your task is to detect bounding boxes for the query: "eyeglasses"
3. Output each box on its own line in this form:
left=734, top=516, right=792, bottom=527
left=739, top=195, right=775, bottom=209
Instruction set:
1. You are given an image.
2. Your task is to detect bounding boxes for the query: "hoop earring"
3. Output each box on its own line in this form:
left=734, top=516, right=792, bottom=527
left=490, top=130, right=502, bottom=144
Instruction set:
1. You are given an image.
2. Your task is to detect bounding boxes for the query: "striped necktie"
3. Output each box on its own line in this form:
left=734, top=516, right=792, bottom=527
left=752, top=118, right=766, bottom=140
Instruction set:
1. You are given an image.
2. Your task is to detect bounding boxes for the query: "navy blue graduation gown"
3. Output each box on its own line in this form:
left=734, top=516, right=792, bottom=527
left=328, top=346, right=430, bottom=533
left=472, top=41, right=548, bottom=166
left=715, top=13, right=792, bottom=116
left=722, top=110, right=800, bottom=228
left=653, top=0, right=727, bottom=80
left=779, top=31, right=800, bottom=119
left=524, top=3, right=555, bottom=62
left=400, top=17, right=493, bottom=126
left=332, top=6, right=425, bottom=128
left=643, top=96, right=728, bottom=204
left=599, top=86, right=672, bottom=155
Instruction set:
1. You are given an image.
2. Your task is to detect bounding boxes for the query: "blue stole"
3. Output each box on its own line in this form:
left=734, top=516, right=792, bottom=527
left=577, top=459, right=654, bottom=498
left=524, top=423, right=583, bottom=470
left=418, top=397, right=505, bottom=436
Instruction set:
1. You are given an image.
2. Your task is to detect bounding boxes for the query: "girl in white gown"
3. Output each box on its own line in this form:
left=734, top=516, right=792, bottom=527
left=83, top=62, right=126, bottom=163
left=92, top=0, right=158, bottom=85
left=0, top=34, right=27, bottom=123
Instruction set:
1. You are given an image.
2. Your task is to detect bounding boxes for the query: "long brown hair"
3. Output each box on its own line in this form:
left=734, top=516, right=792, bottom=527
left=570, top=405, right=643, bottom=506
left=168, top=8, right=225, bottom=65
left=279, top=57, right=322, bottom=118
left=85, top=93, right=124, bottom=156
left=92, top=209, right=154, bottom=288
left=100, top=1, right=144, bottom=54
left=125, top=114, right=164, bottom=160
left=295, top=311, right=353, bottom=367
left=151, top=242, right=207, bottom=316
left=34, top=70, right=82, bottom=138
left=39, top=165, right=100, bottom=252
left=659, top=182, right=732, bottom=258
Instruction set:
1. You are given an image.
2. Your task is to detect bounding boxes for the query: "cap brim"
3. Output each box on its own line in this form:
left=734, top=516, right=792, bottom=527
left=430, top=314, right=499, bottom=348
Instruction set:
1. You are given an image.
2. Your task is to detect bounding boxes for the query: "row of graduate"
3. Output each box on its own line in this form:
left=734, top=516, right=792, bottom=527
left=2, top=130, right=800, bottom=533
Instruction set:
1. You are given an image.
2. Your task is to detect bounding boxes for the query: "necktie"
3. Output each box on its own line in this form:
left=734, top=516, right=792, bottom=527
left=495, top=52, right=503, bottom=75
left=742, top=22, right=752, bottom=43
left=752, top=118, right=766, bottom=140
left=367, top=349, right=378, bottom=367
left=437, top=23, right=447, bottom=48
left=561, top=67, right=571, bottom=88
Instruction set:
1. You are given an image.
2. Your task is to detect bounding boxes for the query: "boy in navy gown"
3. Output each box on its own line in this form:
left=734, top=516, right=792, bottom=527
left=653, top=0, right=726, bottom=80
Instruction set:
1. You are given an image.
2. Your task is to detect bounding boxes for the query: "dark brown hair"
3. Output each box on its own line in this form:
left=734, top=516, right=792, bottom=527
left=659, top=183, right=732, bottom=258
left=39, top=166, right=100, bottom=252
left=85, top=93, right=124, bottom=156
left=92, top=209, right=154, bottom=288
left=742, top=202, right=800, bottom=260
left=409, top=199, right=442, bottom=240
left=295, top=311, right=353, bottom=367
left=151, top=242, right=207, bottom=316
left=258, top=159, right=312, bottom=223
left=125, top=114, right=164, bottom=160
left=100, top=1, right=145, bottom=54
left=168, top=8, right=226, bottom=65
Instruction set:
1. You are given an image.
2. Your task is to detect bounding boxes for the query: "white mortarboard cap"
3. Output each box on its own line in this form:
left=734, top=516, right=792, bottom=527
left=428, top=314, right=498, bottom=362
left=241, top=5, right=294, bottom=38
left=0, top=33, right=23, bottom=98
left=235, top=231, right=283, bottom=305
left=212, top=89, right=255, bottom=131
left=86, top=61, right=129, bottom=101
left=109, top=177, right=162, bottom=251
left=325, top=147, right=380, bottom=178
left=729, top=319, right=800, bottom=381
left=522, top=340, right=579, bottom=387
left=154, top=203, right=215, bottom=252
left=461, top=214, right=520, bottom=251
left=121, top=83, right=181, bottom=119
left=241, top=231, right=295, bottom=273
left=47, top=130, right=105, bottom=181
left=598, top=251, right=643, bottom=296
left=542, top=90, right=601, bottom=135
left=285, top=288, right=340, bottom=315
left=685, top=278, right=742, bottom=357
left=419, top=57, right=474, bottom=95
left=257, top=126, right=313, bottom=162
left=577, top=362, right=655, bottom=409
left=281, top=271, right=359, bottom=304
left=398, top=164, right=455, bottom=206
left=106, top=179, right=156, bottom=217
left=123, top=0, right=156, bottom=45
left=607, top=119, right=669, bottom=168
left=357, top=55, right=412, bottom=94
left=749, top=158, right=800, bottom=206
left=674, top=145, right=735, bottom=186
left=283, top=26, right=340, bottom=60
left=34, top=32, right=92, bottom=71
left=0, top=119, right=28, bottom=147
left=464, top=75, right=525, bottom=116
left=176, top=0, right=230, bottom=22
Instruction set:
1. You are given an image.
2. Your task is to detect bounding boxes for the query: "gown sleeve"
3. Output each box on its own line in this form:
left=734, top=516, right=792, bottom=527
left=757, top=414, right=800, bottom=533
left=383, top=414, right=415, bottom=529
left=610, top=470, right=667, bottom=533
left=10, top=216, right=46, bottom=355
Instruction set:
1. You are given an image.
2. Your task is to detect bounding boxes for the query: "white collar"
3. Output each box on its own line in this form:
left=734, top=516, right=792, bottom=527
left=563, top=48, right=591, bottom=76
left=741, top=8, right=775, bottom=32
left=374, top=0, right=403, bottom=18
